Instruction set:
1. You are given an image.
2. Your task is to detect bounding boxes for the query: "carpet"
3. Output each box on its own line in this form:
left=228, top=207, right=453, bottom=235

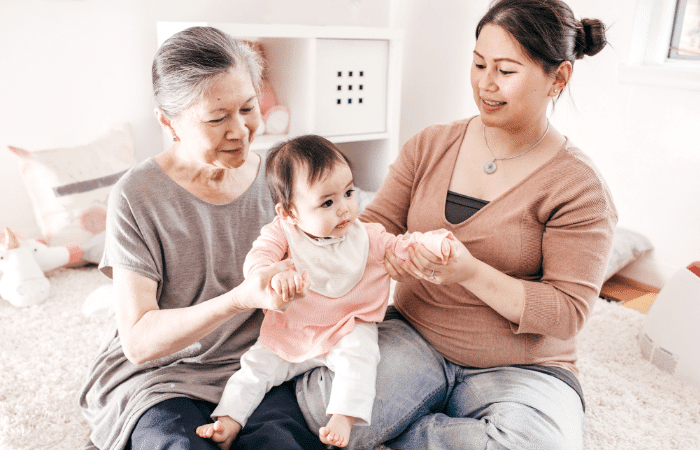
left=1, top=267, right=699, bottom=449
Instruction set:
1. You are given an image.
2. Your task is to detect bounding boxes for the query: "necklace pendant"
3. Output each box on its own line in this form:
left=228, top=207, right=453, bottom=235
left=484, top=160, right=497, bottom=174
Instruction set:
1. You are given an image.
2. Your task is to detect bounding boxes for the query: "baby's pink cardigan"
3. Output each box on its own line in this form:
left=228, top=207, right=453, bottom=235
left=244, top=216, right=453, bottom=362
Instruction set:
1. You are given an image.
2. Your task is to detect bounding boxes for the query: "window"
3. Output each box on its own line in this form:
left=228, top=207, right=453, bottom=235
left=619, top=0, right=700, bottom=90
left=669, top=0, right=700, bottom=59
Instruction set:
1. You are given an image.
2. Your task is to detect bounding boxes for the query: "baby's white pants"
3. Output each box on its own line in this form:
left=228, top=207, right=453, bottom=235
left=211, top=321, right=380, bottom=427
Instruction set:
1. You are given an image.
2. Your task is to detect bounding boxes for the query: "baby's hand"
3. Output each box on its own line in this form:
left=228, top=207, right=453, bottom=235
left=441, top=238, right=453, bottom=262
left=270, top=268, right=310, bottom=311
left=426, top=228, right=455, bottom=263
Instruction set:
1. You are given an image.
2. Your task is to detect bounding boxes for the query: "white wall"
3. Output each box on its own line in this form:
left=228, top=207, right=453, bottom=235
left=2, top=0, right=698, bottom=285
left=553, top=0, right=700, bottom=285
left=0, top=0, right=389, bottom=235
left=397, top=0, right=700, bottom=285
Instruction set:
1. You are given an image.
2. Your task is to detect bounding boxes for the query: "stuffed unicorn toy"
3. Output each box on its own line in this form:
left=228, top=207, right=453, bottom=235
left=0, top=227, right=82, bottom=307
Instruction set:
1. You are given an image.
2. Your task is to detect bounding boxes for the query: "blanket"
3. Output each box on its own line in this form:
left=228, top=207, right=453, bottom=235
left=1, top=267, right=698, bottom=449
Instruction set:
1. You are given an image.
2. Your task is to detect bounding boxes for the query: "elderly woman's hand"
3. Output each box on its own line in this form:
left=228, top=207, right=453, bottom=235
left=237, top=260, right=310, bottom=312
left=269, top=267, right=311, bottom=311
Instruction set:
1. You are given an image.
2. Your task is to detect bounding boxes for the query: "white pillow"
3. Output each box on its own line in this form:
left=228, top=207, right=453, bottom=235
left=355, top=187, right=377, bottom=213
left=7, top=124, right=136, bottom=265
left=604, top=227, right=654, bottom=281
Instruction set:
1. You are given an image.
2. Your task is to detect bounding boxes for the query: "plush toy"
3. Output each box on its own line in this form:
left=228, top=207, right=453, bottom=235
left=244, top=40, right=291, bottom=135
left=0, top=227, right=82, bottom=307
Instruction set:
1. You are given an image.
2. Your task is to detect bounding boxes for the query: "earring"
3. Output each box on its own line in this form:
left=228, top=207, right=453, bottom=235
left=553, top=89, right=559, bottom=94
left=172, top=135, right=178, bottom=142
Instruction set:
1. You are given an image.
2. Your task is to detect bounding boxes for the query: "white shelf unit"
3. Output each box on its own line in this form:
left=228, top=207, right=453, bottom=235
left=157, top=22, right=404, bottom=192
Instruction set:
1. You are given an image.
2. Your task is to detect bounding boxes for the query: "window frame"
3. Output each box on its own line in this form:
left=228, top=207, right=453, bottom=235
left=620, top=0, right=700, bottom=90
left=668, top=0, right=700, bottom=60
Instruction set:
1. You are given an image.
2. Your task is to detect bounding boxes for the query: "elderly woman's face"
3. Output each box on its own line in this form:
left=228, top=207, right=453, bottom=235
left=172, top=67, right=261, bottom=169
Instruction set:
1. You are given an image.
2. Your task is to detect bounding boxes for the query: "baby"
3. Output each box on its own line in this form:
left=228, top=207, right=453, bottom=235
left=197, top=134, right=455, bottom=448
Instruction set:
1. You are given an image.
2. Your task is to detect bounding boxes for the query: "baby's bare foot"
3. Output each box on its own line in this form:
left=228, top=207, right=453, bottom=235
left=319, top=414, right=356, bottom=448
left=195, top=416, right=241, bottom=450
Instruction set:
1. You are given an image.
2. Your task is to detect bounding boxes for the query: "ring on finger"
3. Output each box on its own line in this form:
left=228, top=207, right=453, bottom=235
left=429, top=270, right=435, bottom=279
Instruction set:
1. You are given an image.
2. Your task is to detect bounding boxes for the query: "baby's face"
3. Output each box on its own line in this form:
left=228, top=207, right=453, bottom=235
left=289, top=162, right=358, bottom=239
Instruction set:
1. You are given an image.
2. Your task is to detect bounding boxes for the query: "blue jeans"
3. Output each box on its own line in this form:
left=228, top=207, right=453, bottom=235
left=296, top=317, right=584, bottom=450
left=127, top=382, right=326, bottom=450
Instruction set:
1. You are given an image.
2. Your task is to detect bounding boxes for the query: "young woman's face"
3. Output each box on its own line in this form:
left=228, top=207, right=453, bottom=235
left=288, top=162, right=358, bottom=239
left=470, top=24, right=555, bottom=131
left=172, top=67, right=261, bottom=169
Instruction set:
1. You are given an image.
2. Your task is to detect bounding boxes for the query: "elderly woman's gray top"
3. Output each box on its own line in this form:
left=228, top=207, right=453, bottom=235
left=79, top=155, right=275, bottom=450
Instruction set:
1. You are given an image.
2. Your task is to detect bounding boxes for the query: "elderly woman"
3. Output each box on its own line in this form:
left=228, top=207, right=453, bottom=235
left=79, top=27, right=326, bottom=450
left=297, top=0, right=617, bottom=449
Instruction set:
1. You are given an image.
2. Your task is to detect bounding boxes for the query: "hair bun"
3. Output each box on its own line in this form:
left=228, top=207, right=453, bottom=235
left=575, top=18, right=607, bottom=59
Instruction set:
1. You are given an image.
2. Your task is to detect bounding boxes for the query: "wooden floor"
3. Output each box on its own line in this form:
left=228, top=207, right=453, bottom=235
left=600, top=274, right=660, bottom=314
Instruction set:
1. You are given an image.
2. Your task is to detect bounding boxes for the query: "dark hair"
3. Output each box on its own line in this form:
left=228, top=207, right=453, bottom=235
left=152, top=26, right=263, bottom=118
left=476, top=0, right=607, bottom=76
left=265, top=135, right=353, bottom=214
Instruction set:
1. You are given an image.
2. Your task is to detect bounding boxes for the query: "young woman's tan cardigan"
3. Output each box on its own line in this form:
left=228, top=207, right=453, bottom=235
left=360, top=117, right=618, bottom=376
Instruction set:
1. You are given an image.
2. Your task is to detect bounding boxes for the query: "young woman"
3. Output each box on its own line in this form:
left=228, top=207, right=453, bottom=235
left=297, top=1, right=617, bottom=449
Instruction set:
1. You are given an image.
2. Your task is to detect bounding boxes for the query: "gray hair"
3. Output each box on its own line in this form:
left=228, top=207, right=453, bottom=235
left=152, top=26, right=264, bottom=118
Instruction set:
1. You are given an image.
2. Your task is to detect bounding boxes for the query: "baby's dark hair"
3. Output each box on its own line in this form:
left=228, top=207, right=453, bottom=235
left=477, top=0, right=607, bottom=76
left=265, top=134, right=352, bottom=215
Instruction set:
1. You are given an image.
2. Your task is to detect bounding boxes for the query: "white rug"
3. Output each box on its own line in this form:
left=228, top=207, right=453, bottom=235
left=1, top=267, right=699, bottom=450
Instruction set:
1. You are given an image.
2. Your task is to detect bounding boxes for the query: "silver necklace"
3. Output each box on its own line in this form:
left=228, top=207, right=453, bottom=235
left=482, top=120, right=550, bottom=174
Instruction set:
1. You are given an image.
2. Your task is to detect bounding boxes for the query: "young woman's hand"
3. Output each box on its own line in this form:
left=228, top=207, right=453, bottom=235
left=406, top=239, right=478, bottom=285
left=383, top=247, right=414, bottom=282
